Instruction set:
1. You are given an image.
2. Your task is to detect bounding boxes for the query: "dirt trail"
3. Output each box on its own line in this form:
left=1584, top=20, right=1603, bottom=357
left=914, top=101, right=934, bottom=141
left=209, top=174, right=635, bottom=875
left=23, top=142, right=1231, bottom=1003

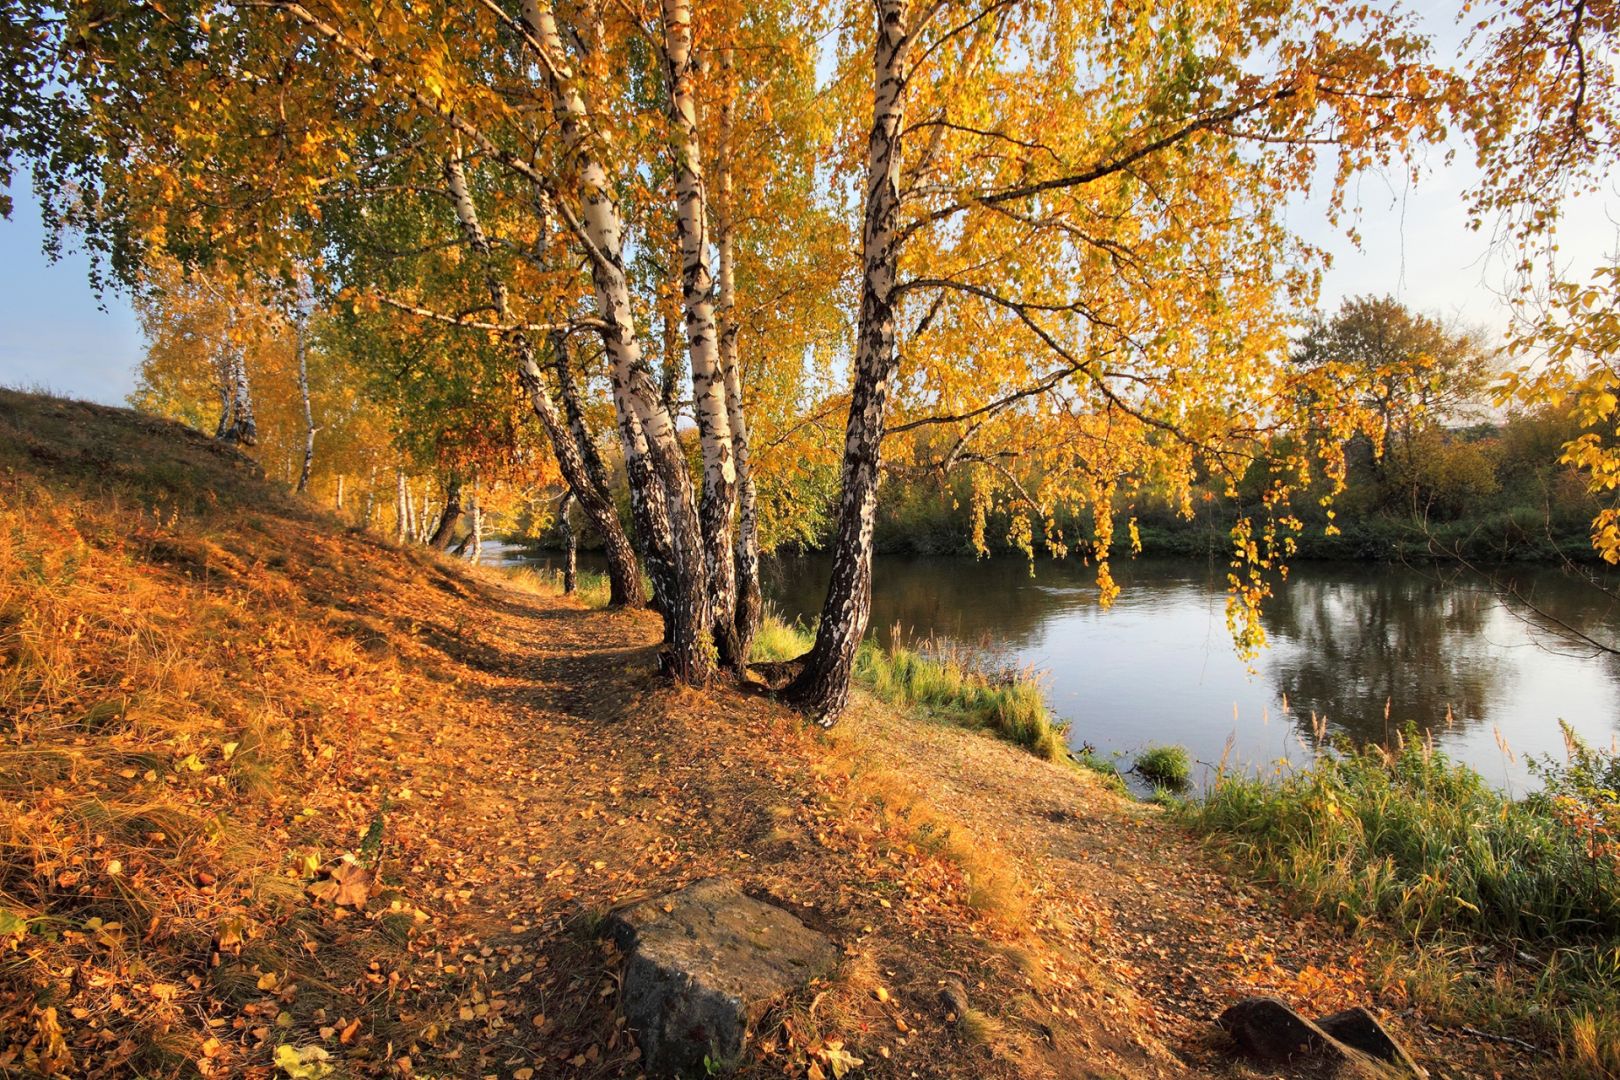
left=845, top=702, right=1530, bottom=1080
left=375, top=576, right=1522, bottom=1080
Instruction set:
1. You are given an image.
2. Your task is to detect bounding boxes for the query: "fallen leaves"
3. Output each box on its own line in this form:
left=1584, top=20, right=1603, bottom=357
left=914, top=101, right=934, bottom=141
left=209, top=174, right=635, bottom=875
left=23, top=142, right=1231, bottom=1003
left=809, top=1040, right=864, bottom=1079
left=305, top=858, right=374, bottom=909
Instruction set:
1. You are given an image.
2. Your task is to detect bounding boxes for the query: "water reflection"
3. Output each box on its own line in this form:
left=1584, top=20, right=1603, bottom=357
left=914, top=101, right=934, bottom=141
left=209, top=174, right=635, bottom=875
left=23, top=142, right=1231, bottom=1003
left=764, top=554, right=1620, bottom=791
left=1260, top=570, right=1501, bottom=748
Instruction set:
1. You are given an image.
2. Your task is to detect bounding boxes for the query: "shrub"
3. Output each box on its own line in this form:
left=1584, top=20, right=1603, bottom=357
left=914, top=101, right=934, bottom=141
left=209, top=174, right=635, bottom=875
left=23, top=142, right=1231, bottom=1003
left=1134, top=744, right=1190, bottom=789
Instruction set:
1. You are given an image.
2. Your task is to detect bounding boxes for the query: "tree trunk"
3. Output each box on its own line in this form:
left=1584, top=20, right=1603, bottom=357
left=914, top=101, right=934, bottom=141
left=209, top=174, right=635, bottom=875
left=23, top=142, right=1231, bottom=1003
left=294, top=314, right=315, bottom=494
left=336, top=474, right=346, bottom=510
left=786, top=0, right=910, bottom=722
left=428, top=476, right=462, bottom=550
left=468, top=488, right=483, bottom=564
left=442, top=154, right=645, bottom=607
left=396, top=470, right=409, bottom=543
left=213, top=356, right=234, bottom=441
left=661, top=0, right=742, bottom=672
left=552, top=334, right=611, bottom=493
left=523, top=0, right=711, bottom=682
left=560, top=492, right=578, bottom=594
left=222, top=348, right=258, bottom=447
left=714, top=44, right=763, bottom=664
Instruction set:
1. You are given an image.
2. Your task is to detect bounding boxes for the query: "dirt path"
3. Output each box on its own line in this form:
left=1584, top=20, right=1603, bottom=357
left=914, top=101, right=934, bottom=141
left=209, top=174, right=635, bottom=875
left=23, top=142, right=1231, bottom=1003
left=353, top=580, right=1167, bottom=1080
left=845, top=702, right=1532, bottom=1080
left=364, top=574, right=1545, bottom=1080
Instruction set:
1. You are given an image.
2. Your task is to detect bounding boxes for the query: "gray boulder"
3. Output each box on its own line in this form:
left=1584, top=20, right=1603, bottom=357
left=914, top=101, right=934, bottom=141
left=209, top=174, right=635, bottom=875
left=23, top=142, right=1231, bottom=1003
left=606, top=878, right=837, bottom=1077
left=1317, top=1007, right=1429, bottom=1077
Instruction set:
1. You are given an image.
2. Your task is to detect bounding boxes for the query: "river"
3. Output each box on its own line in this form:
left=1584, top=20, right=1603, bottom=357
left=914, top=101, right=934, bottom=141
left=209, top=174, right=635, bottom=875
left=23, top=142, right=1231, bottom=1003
left=495, top=543, right=1620, bottom=792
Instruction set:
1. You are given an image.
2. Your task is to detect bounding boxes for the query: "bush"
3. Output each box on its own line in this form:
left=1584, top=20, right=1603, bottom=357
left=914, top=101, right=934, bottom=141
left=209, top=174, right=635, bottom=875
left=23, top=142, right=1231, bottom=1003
left=1134, top=744, right=1190, bottom=789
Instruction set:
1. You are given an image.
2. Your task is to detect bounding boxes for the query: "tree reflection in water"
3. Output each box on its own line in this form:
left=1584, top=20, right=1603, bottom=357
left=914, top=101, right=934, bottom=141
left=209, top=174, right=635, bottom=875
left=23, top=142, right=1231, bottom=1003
left=690, top=552, right=1620, bottom=788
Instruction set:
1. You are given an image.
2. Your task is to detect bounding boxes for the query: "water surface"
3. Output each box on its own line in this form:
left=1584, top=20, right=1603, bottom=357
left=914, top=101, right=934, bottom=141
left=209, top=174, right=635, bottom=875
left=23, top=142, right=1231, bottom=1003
left=764, top=554, right=1620, bottom=792
left=490, top=541, right=1620, bottom=791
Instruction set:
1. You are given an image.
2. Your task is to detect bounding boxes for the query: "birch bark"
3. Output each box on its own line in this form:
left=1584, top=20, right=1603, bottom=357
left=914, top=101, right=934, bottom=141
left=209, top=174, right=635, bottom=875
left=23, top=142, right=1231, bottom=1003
left=222, top=345, right=258, bottom=447
left=442, top=155, right=645, bottom=606
left=293, top=308, right=315, bottom=494
left=787, top=0, right=910, bottom=720
left=559, top=491, right=578, bottom=594
left=660, top=0, right=742, bottom=671
left=714, top=44, right=762, bottom=663
left=213, top=354, right=234, bottom=441
left=428, top=476, right=462, bottom=550
left=522, top=0, right=711, bottom=681
left=396, top=469, right=409, bottom=543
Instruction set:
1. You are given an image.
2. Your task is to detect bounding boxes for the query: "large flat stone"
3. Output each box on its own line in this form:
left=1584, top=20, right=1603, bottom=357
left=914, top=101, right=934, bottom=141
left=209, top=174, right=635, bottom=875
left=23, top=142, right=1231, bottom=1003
left=606, top=878, right=836, bottom=1077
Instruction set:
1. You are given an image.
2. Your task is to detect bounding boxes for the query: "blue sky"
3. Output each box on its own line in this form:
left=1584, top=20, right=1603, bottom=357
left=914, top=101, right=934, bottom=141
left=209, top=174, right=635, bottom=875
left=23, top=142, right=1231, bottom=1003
left=0, top=181, right=144, bottom=405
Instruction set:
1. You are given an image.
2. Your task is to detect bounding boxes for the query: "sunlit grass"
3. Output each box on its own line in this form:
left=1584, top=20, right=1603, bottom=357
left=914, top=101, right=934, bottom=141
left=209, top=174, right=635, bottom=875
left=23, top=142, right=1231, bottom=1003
left=1183, top=727, right=1620, bottom=1077
left=751, top=613, right=1069, bottom=762
left=485, top=563, right=613, bottom=609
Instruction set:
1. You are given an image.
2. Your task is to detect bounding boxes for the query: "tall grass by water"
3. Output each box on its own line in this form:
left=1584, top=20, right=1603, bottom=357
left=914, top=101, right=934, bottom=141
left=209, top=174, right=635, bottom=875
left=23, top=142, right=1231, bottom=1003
left=752, top=614, right=1069, bottom=762
left=1183, top=725, right=1620, bottom=1077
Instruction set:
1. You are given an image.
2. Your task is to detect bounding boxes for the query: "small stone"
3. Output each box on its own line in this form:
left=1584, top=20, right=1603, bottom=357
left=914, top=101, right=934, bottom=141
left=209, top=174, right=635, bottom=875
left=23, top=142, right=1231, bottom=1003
left=606, top=878, right=835, bottom=1078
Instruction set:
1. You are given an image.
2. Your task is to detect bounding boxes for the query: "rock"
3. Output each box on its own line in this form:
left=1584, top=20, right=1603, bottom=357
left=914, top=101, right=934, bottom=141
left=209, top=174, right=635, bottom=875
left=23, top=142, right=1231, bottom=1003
left=1218, top=997, right=1427, bottom=1079
left=1218, top=997, right=1330, bottom=1063
left=1317, top=1008, right=1428, bottom=1078
left=605, top=878, right=836, bottom=1077
left=939, top=980, right=970, bottom=1022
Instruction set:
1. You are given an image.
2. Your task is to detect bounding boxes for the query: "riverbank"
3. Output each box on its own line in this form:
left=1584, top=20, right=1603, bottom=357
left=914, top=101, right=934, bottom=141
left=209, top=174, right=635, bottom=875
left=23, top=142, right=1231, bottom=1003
left=0, top=391, right=1561, bottom=1078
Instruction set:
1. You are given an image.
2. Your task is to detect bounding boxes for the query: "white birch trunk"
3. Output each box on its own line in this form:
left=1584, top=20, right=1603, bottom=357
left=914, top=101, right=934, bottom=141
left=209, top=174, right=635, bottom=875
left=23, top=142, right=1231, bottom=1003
left=523, top=0, right=711, bottom=681
left=789, top=0, right=911, bottom=720
left=222, top=341, right=257, bottom=447
left=714, top=44, right=763, bottom=663
left=294, top=311, right=315, bottom=494
left=396, top=470, right=409, bottom=544
left=444, top=154, right=645, bottom=606
left=213, top=354, right=234, bottom=441
left=560, top=491, right=578, bottom=593
left=661, top=0, right=742, bottom=670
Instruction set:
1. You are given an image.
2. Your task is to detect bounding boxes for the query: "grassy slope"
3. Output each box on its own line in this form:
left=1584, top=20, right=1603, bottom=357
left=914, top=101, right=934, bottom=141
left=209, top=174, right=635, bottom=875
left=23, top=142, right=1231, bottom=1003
left=0, top=391, right=1170, bottom=1080
left=0, top=390, right=1549, bottom=1080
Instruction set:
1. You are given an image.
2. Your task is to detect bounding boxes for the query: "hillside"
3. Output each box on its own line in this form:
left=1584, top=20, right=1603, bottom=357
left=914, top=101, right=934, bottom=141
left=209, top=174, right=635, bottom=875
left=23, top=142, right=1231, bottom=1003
left=0, top=390, right=1524, bottom=1080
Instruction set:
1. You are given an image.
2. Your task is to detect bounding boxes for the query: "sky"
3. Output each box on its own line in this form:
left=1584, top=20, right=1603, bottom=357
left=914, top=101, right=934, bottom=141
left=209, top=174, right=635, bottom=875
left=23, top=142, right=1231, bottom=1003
left=0, top=181, right=145, bottom=405
left=1, top=0, right=1616, bottom=408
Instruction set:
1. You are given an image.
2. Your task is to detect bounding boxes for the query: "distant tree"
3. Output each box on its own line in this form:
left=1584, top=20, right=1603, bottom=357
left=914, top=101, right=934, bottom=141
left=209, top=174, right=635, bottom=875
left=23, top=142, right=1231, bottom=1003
left=1294, top=295, right=1494, bottom=464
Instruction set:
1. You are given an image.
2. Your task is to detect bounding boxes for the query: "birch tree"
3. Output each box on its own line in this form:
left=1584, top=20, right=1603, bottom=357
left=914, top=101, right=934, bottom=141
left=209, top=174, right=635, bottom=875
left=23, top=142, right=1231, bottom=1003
left=784, top=0, right=1455, bottom=718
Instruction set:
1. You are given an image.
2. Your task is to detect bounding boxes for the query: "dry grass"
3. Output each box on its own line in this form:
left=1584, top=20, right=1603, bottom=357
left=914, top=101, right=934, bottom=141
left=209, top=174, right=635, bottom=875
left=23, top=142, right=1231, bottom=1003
left=0, top=391, right=1170, bottom=1080
left=0, top=392, right=578, bottom=1075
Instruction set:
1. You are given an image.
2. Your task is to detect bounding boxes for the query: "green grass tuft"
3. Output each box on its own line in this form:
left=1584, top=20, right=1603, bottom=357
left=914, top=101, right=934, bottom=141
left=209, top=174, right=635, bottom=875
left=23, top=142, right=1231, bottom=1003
left=1134, top=744, right=1191, bottom=789
left=750, top=614, right=1070, bottom=762
left=1182, top=724, right=1620, bottom=1077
